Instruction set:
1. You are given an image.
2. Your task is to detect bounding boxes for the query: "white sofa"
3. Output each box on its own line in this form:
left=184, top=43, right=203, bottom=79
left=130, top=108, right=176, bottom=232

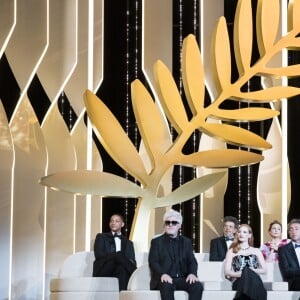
left=50, top=251, right=118, bottom=300
left=120, top=257, right=297, bottom=300
left=49, top=251, right=148, bottom=300
left=50, top=251, right=300, bottom=300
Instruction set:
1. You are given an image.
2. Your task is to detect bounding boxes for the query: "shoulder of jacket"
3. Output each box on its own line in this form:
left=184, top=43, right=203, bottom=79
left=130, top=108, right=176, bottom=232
left=278, top=242, right=291, bottom=252
left=211, top=236, right=223, bottom=242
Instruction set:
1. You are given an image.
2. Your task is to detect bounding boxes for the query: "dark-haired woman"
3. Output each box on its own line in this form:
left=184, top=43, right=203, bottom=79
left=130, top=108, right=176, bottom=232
left=260, top=220, right=290, bottom=262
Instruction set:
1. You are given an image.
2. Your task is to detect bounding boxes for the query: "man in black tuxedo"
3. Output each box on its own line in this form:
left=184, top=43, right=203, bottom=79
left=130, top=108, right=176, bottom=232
left=278, top=218, right=300, bottom=290
left=149, top=209, right=203, bottom=300
left=209, top=216, right=239, bottom=261
left=93, top=214, right=137, bottom=291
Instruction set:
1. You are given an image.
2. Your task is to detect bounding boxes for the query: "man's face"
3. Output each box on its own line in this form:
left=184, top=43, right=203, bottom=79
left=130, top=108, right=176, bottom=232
left=289, top=223, right=300, bottom=243
left=223, top=221, right=237, bottom=237
left=109, top=215, right=124, bottom=233
left=164, top=217, right=181, bottom=237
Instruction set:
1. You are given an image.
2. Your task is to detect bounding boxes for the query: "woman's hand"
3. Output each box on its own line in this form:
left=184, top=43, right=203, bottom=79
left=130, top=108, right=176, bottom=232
left=270, top=242, right=278, bottom=252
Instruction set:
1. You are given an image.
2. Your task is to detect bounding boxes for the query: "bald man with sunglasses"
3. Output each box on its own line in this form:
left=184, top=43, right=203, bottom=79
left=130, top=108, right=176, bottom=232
left=148, top=209, right=203, bottom=300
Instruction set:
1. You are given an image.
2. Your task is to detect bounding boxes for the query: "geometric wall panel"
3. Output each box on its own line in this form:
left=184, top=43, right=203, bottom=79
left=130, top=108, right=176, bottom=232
left=42, top=104, right=76, bottom=298
left=0, top=101, right=14, bottom=299
left=0, top=0, right=297, bottom=298
left=10, top=96, right=47, bottom=299
left=0, top=0, right=15, bottom=58
left=5, top=0, right=48, bottom=91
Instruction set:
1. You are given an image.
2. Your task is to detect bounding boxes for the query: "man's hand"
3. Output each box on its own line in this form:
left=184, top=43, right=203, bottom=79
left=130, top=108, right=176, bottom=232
left=161, top=274, right=173, bottom=283
left=186, top=274, right=199, bottom=284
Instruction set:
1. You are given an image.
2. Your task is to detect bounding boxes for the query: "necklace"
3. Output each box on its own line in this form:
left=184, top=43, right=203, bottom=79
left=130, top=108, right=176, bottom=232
left=241, top=246, right=250, bottom=251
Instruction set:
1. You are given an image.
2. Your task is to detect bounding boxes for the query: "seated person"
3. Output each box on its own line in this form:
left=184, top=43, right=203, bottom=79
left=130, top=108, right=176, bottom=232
left=209, top=216, right=239, bottom=261
left=224, top=224, right=267, bottom=300
left=149, top=209, right=203, bottom=300
left=278, top=218, right=300, bottom=290
left=260, top=220, right=289, bottom=262
left=93, top=213, right=136, bottom=291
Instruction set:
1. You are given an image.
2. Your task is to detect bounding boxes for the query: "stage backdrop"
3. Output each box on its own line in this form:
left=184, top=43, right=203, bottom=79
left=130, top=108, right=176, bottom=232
left=0, top=0, right=299, bottom=299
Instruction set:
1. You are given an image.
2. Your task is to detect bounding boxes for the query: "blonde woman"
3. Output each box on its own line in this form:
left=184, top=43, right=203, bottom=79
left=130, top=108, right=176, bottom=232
left=224, top=224, right=267, bottom=300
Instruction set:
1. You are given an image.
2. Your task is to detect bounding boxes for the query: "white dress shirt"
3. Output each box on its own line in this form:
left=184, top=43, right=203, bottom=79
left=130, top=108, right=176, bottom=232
left=112, top=232, right=121, bottom=252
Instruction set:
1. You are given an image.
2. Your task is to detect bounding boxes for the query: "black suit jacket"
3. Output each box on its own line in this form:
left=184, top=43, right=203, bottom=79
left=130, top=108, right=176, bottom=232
left=278, top=242, right=300, bottom=283
left=93, top=232, right=136, bottom=276
left=148, top=233, right=198, bottom=290
left=209, top=236, right=228, bottom=261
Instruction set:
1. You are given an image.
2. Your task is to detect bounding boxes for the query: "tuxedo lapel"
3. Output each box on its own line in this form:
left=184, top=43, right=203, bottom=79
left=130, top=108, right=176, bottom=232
left=106, top=232, right=116, bottom=253
left=121, top=235, right=127, bottom=252
left=287, top=242, right=300, bottom=268
left=221, top=237, right=228, bottom=253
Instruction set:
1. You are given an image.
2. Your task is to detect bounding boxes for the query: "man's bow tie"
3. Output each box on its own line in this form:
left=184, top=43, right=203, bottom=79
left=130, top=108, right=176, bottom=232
left=225, top=236, right=234, bottom=242
left=295, top=243, right=300, bottom=249
left=113, top=233, right=122, bottom=239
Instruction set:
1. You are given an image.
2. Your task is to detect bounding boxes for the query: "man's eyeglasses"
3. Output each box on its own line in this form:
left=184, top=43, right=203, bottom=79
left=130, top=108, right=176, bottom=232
left=165, top=220, right=179, bottom=226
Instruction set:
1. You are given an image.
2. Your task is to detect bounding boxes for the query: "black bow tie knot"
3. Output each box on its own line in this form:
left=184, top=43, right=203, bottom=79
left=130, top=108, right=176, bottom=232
left=225, top=236, right=234, bottom=242
left=113, top=233, right=122, bottom=239
left=295, top=243, right=300, bottom=249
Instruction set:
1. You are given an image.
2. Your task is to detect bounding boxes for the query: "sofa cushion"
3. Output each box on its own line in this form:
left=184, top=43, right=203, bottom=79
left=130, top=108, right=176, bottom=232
left=50, top=277, right=119, bottom=292
left=50, top=291, right=119, bottom=300
left=198, top=261, right=225, bottom=282
left=127, top=264, right=150, bottom=290
left=120, top=290, right=238, bottom=300
left=203, top=280, right=231, bottom=290
left=120, top=290, right=188, bottom=300
left=58, top=252, right=94, bottom=277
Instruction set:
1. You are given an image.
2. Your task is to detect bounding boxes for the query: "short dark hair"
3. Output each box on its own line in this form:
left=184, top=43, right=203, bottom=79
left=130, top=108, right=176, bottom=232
left=110, top=213, right=125, bottom=222
left=288, top=218, right=300, bottom=230
left=223, top=216, right=239, bottom=229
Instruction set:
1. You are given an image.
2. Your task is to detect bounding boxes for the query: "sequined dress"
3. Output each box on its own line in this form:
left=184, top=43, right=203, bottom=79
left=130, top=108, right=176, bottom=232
left=232, top=254, right=260, bottom=272
left=231, top=254, right=267, bottom=300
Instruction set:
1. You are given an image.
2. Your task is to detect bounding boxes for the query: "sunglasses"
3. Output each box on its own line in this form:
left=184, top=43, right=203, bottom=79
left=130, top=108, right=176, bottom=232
left=165, top=220, right=179, bottom=226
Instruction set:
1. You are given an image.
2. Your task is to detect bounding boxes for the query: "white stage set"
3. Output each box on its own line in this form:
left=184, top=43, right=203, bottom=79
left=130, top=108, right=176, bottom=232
left=0, top=0, right=296, bottom=299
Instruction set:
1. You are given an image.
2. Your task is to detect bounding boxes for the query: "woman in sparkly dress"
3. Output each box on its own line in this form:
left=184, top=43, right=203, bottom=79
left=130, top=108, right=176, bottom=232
left=224, top=224, right=267, bottom=300
left=260, top=220, right=290, bottom=262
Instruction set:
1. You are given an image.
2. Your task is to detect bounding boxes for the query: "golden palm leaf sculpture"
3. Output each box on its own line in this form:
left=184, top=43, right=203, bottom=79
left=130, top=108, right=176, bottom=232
left=40, top=0, right=300, bottom=251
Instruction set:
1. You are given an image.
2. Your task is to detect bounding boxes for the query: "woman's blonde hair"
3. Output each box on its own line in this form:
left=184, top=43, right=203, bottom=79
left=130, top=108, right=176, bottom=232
left=230, top=224, right=254, bottom=253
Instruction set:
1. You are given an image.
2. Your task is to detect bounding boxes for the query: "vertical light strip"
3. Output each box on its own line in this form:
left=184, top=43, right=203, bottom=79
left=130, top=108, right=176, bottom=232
left=199, top=0, right=204, bottom=253
left=281, top=0, right=288, bottom=238
left=72, top=1, right=79, bottom=254
left=8, top=2, right=18, bottom=298
left=99, top=0, right=104, bottom=235
left=85, top=0, right=94, bottom=251
left=9, top=150, right=15, bottom=300
left=42, top=1, right=50, bottom=298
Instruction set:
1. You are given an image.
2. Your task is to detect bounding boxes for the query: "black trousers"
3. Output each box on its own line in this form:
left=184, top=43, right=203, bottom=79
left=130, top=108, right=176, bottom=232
left=288, top=277, right=300, bottom=291
left=157, top=277, right=203, bottom=300
left=93, top=253, right=136, bottom=291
